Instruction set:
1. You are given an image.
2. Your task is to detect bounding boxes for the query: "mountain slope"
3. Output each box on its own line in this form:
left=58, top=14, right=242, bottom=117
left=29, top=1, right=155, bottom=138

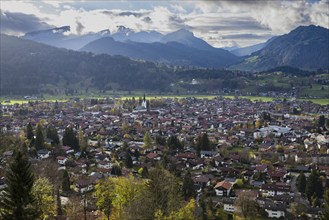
left=160, top=29, right=214, bottom=51
left=80, top=36, right=238, bottom=68
left=231, top=25, right=329, bottom=71
left=231, top=37, right=276, bottom=57
left=0, top=34, right=172, bottom=95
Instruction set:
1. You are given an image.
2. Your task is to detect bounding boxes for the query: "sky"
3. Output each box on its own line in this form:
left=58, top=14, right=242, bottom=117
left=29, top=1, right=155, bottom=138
left=1, top=0, right=328, bottom=48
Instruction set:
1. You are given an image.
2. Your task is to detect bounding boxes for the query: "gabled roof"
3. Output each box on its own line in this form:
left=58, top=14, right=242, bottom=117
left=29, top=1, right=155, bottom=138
left=214, top=180, right=232, bottom=190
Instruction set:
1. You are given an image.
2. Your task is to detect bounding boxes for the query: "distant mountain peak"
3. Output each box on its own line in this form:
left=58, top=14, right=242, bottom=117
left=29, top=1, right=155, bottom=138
left=174, top=28, right=194, bottom=36
left=116, top=25, right=134, bottom=36
left=98, top=29, right=111, bottom=36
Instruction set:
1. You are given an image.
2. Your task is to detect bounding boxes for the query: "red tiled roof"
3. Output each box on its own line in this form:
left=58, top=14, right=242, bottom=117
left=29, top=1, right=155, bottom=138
left=214, top=180, right=232, bottom=190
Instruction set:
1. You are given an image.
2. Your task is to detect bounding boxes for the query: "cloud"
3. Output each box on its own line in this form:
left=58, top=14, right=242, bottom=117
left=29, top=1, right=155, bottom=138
left=0, top=11, right=54, bottom=35
left=0, top=0, right=327, bottom=47
left=75, top=20, right=85, bottom=35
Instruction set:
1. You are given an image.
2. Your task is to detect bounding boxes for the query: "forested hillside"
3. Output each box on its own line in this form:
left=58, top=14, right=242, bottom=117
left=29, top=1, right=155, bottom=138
left=0, top=34, right=173, bottom=95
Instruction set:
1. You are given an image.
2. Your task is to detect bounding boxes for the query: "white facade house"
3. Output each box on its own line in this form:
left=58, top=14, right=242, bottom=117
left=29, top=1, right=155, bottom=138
left=265, top=204, right=286, bottom=218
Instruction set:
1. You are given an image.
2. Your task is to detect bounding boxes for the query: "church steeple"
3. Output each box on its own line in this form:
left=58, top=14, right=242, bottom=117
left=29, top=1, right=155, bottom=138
left=142, top=94, right=147, bottom=108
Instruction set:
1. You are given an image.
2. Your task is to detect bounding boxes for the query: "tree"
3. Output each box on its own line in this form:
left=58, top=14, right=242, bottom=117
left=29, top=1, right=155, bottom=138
left=141, top=166, right=149, bottom=178
left=62, top=170, right=70, bottom=192
left=306, top=170, right=323, bottom=199
left=125, top=152, right=133, bottom=168
left=95, top=179, right=113, bottom=220
left=0, top=151, right=40, bottom=219
left=56, top=188, right=63, bottom=216
left=143, top=132, right=153, bottom=149
left=35, top=123, right=45, bottom=150
left=167, top=135, right=182, bottom=151
left=77, top=128, right=87, bottom=151
left=182, top=171, right=195, bottom=201
left=26, top=123, right=34, bottom=140
left=46, top=125, right=59, bottom=145
left=318, top=115, right=326, bottom=128
left=234, top=191, right=265, bottom=219
left=62, top=127, right=79, bottom=150
left=154, top=199, right=196, bottom=220
left=95, top=175, right=145, bottom=220
left=111, top=164, right=122, bottom=176
left=32, top=177, right=56, bottom=219
left=155, top=135, right=166, bottom=146
left=145, top=165, right=182, bottom=217
left=196, top=133, right=211, bottom=154
left=321, top=189, right=329, bottom=220
left=297, top=171, right=306, bottom=194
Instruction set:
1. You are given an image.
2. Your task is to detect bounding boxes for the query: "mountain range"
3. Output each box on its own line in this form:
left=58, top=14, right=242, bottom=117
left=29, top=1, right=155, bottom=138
left=12, top=25, right=329, bottom=71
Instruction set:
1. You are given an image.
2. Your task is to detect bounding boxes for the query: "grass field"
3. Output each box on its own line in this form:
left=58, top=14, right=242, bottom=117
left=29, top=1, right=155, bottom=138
left=1, top=95, right=328, bottom=105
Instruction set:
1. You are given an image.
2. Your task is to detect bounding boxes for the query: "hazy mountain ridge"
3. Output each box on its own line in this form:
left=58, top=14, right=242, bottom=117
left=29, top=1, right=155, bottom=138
left=231, top=37, right=277, bottom=57
left=80, top=36, right=239, bottom=68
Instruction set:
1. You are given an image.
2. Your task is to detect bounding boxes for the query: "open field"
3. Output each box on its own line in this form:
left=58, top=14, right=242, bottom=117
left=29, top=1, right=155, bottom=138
left=1, top=95, right=328, bottom=105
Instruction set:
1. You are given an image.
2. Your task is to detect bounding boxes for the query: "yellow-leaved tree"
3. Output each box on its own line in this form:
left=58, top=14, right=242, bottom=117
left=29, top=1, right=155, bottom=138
left=95, top=175, right=145, bottom=220
left=155, top=199, right=196, bottom=220
left=32, top=177, right=56, bottom=219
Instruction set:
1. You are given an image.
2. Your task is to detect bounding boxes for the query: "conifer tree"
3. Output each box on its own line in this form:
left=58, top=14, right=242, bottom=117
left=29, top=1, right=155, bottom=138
left=182, top=171, right=195, bottom=200
left=62, top=170, right=70, bottom=192
left=35, top=123, right=44, bottom=150
left=62, top=127, right=79, bottom=150
left=297, top=171, right=306, bottom=194
left=26, top=123, right=34, bottom=140
left=0, top=151, right=40, bottom=219
left=125, top=152, right=133, bottom=168
left=196, top=133, right=211, bottom=154
left=46, top=125, right=59, bottom=145
left=306, top=170, right=323, bottom=199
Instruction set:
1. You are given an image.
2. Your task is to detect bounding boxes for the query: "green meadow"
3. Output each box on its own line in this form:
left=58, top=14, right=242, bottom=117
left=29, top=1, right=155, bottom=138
left=0, top=95, right=328, bottom=105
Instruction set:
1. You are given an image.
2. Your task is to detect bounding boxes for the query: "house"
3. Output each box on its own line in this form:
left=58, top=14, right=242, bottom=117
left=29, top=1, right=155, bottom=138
left=57, top=156, right=68, bottom=165
left=264, top=203, right=286, bottom=218
left=222, top=198, right=236, bottom=212
left=193, top=174, right=213, bottom=188
left=268, top=170, right=286, bottom=182
left=74, top=177, right=97, bottom=193
left=255, top=164, right=268, bottom=173
left=214, top=180, right=233, bottom=197
left=97, top=161, right=111, bottom=169
left=146, top=153, right=160, bottom=160
left=62, top=146, right=74, bottom=154
left=37, top=149, right=51, bottom=159
left=261, top=183, right=293, bottom=197
left=200, top=150, right=218, bottom=158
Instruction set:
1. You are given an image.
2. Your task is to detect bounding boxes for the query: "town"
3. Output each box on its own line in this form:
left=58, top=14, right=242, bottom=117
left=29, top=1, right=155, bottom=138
left=0, top=96, right=329, bottom=219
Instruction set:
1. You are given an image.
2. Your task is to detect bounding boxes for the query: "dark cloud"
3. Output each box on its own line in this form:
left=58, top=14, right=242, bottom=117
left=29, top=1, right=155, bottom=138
left=168, top=15, right=190, bottom=29
left=102, top=10, right=149, bottom=18
left=0, top=11, right=53, bottom=34
left=75, top=20, right=85, bottom=35
left=142, top=16, right=152, bottom=23
left=118, top=11, right=148, bottom=17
